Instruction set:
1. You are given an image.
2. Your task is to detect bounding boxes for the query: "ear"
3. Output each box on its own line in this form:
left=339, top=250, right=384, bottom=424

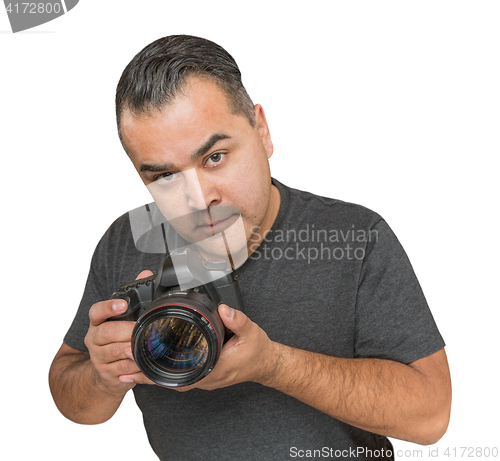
left=254, top=104, right=274, bottom=159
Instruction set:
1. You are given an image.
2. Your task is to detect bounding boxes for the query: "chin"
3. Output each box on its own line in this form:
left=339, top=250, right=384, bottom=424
left=188, top=216, right=250, bottom=269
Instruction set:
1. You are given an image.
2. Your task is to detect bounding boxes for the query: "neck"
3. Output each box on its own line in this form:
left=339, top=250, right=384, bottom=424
left=247, top=184, right=281, bottom=257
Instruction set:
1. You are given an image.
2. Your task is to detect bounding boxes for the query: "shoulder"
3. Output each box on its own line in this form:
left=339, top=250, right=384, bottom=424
left=97, top=202, right=168, bottom=253
left=102, top=210, right=134, bottom=239
left=90, top=204, right=168, bottom=290
left=272, top=178, right=384, bottom=231
left=92, top=210, right=136, bottom=257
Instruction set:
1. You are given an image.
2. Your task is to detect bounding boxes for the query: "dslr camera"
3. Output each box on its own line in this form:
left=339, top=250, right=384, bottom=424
left=110, top=247, right=244, bottom=387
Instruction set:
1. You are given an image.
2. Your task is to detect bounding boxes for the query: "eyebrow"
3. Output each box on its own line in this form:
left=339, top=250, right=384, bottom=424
left=193, top=133, right=230, bottom=159
left=140, top=133, right=231, bottom=173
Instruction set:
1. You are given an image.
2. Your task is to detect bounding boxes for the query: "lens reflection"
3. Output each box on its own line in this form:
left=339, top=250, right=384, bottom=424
left=142, top=318, right=208, bottom=373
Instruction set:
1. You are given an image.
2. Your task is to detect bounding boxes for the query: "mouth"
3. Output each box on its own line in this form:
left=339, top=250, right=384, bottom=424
left=197, top=214, right=239, bottom=235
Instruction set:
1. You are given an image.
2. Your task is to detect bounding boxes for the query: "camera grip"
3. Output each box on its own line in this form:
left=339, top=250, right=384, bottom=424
left=214, top=277, right=244, bottom=343
left=214, top=278, right=244, bottom=314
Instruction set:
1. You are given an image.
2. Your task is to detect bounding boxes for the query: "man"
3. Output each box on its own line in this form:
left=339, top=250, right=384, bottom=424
left=49, top=35, right=451, bottom=460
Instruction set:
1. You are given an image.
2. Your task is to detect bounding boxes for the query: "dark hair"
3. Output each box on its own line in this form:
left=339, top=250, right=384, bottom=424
left=115, top=35, right=256, bottom=146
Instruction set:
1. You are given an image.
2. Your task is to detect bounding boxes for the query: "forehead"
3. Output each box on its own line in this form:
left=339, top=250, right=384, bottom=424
left=120, top=78, right=246, bottom=163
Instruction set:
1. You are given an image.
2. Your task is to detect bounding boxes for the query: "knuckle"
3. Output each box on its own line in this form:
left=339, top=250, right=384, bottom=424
left=89, top=300, right=115, bottom=325
left=88, top=301, right=103, bottom=322
left=237, top=312, right=250, bottom=328
left=117, top=359, right=136, bottom=375
left=100, top=321, right=119, bottom=341
left=108, top=342, right=125, bottom=360
left=84, top=330, right=95, bottom=350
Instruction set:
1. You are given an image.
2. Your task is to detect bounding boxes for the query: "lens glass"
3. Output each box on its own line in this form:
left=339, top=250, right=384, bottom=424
left=141, top=317, right=208, bottom=373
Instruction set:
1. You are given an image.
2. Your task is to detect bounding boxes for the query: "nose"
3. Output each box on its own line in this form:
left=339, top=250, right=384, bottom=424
left=183, top=169, right=220, bottom=210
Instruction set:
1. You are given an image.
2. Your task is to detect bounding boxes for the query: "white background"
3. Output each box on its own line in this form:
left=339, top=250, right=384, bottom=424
left=1, top=1, right=498, bottom=460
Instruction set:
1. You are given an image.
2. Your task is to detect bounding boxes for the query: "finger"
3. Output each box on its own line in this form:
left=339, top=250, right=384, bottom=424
left=119, top=371, right=156, bottom=386
left=89, top=299, right=128, bottom=326
left=94, top=341, right=134, bottom=364
left=172, top=384, right=196, bottom=393
left=90, top=271, right=153, bottom=327
left=136, top=270, right=154, bottom=280
left=102, top=358, right=142, bottom=380
left=92, top=319, right=135, bottom=346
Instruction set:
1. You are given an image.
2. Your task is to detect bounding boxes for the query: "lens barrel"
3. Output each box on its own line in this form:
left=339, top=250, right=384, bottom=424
left=131, top=292, right=225, bottom=387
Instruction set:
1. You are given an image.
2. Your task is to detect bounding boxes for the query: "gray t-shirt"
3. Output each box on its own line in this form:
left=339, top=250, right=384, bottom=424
left=64, top=178, right=445, bottom=461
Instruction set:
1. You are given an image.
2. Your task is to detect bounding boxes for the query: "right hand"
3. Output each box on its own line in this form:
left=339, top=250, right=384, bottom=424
left=84, top=270, right=154, bottom=396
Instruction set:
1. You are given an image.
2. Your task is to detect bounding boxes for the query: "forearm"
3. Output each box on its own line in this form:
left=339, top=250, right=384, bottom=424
left=49, top=348, right=126, bottom=425
left=261, top=343, right=450, bottom=445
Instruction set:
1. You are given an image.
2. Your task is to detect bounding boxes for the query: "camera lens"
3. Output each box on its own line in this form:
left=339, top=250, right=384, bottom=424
left=131, top=293, right=225, bottom=387
left=142, top=318, right=208, bottom=373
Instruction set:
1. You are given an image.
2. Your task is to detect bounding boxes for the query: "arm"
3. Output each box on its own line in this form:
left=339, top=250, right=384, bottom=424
left=49, top=271, right=155, bottom=424
left=162, top=305, right=451, bottom=445
left=262, top=342, right=451, bottom=445
left=49, top=342, right=130, bottom=424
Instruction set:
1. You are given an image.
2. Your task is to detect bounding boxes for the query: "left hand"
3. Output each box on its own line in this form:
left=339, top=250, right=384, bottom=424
left=173, top=304, right=278, bottom=392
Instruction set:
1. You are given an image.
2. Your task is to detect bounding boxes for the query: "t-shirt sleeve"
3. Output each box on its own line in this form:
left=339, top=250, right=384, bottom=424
left=63, top=234, right=111, bottom=352
left=354, top=219, right=445, bottom=364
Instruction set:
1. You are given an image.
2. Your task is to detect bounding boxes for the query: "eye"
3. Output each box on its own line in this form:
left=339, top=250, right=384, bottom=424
left=155, top=172, right=181, bottom=185
left=205, top=152, right=225, bottom=167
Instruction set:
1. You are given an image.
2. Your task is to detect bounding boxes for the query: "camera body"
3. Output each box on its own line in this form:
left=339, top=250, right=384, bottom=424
left=110, top=247, right=243, bottom=387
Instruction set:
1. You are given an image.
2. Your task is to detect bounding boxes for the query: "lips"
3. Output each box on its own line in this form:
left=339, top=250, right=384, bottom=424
left=197, top=214, right=238, bottom=234
left=166, top=206, right=242, bottom=241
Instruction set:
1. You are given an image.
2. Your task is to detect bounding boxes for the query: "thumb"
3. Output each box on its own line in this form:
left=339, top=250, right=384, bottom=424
left=218, top=304, right=249, bottom=334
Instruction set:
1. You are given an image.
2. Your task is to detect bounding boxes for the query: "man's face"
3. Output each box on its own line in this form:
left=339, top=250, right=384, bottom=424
left=121, top=77, right=279, bottom=262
